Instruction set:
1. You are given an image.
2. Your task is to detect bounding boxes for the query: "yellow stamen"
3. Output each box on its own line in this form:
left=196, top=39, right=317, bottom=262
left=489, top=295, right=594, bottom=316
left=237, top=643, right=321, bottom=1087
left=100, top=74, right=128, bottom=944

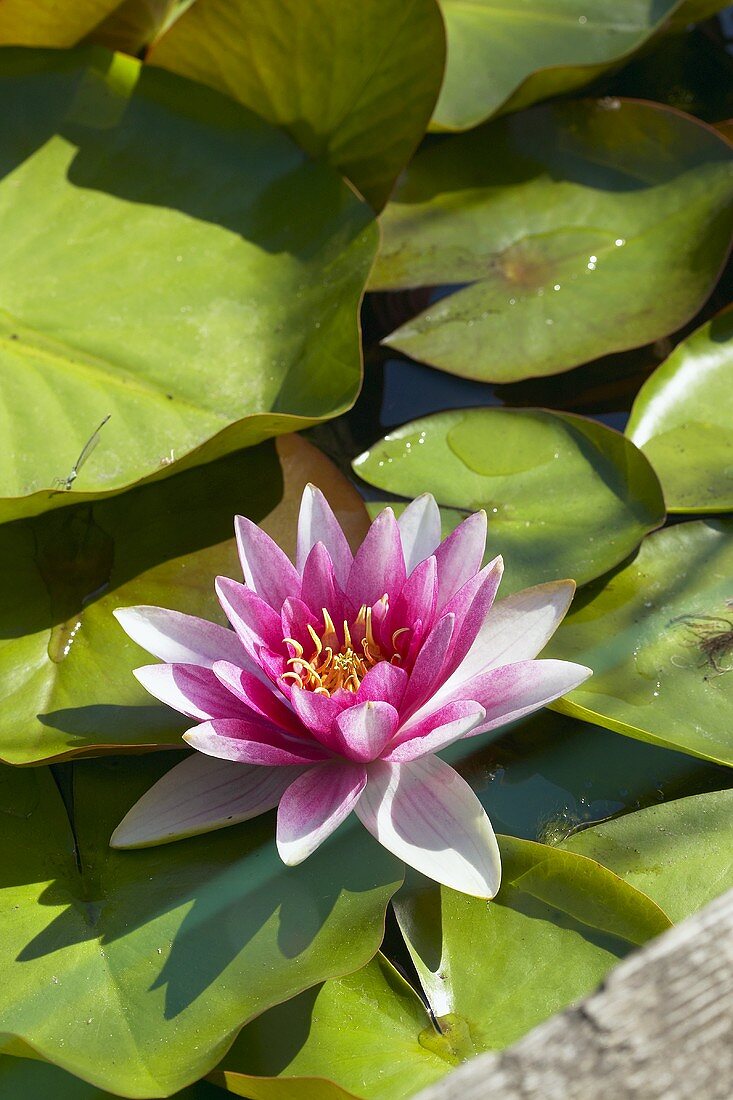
left=282, top=602, right=392, bottom=696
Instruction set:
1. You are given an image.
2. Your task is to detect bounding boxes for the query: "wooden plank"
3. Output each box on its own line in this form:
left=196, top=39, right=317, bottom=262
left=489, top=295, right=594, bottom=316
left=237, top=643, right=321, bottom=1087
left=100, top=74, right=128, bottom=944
left=415, top=888, right=733, bottom=1100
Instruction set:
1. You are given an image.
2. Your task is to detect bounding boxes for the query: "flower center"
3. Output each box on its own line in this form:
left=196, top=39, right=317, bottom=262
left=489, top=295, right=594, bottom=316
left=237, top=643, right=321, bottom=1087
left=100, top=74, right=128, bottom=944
left=282, top=606, right=385, bottom=695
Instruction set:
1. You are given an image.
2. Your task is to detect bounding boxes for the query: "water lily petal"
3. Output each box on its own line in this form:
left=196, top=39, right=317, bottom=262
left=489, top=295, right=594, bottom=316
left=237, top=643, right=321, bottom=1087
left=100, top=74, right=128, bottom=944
left=301, top=542, right=350, bottom=623
left=397, top=494, right=442, bottom=574
left=114, top=605, right=246, bottom=668
left=289, top=687, right=352, bottom=741
left=356, top=756, right=501, bottom=898
left=348, top=507, right=406, bottom=608
left=400, top=613, right=455, bottom=716
left=216, top=577, right=283, bottom=659
left=134, top=663, right=249, bottom=722
left=297, top=483, right=353, bottom=589
left=442, top=555, right=504, bottom=677
left=434, top=510, right=487, bottom=613
left=212, top=661, right=302, bottom=733
left=277, top=762, right=367, bottom=865
left=410, top=580, right=578, bottom=717
left=334, top=701, right=399, bottom=762
left=386, top=701, right=485, bottom=761
left=184, top=718, right=328, bottom=766
left=388, top=555, right=437, bottom=641
left=111, top=753, right=302, bottom=849
left=462, top=658, right=592, bottom=736
left=356, top=662, right=408, bottom=709
left=235, top=514, right=301, bottom=609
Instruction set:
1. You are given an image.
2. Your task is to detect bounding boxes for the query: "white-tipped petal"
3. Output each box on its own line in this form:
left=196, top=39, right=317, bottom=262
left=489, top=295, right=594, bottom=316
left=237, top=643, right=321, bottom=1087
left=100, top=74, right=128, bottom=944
left=356, top=756, right=501, bottom=899
left=276, top=762, right=366, bottom=865
left=397, top=494, right=442, bottom=575
left=114, top=606, right=246, bottom=668
left=110, top=754, right=301, bottom=849
left=296, top=484, right=353, bottom=588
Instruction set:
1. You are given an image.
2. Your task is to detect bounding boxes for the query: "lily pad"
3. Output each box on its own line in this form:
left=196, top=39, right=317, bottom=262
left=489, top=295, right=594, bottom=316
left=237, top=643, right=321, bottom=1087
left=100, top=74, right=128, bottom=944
left=148, top=0, right=446, bottom=209
left=433, top=0, right=684, bottom=131
left=626, top=307, right=733, bottom=512
left=393, top=836, right=671, bottom=1054
left=561, top=789, right=733, bottom=923
left=546, top=519, right=733, bottom=767
left=209, top=955, right=451, bottom=1100
left=0, top=47, right=375, bottom=523
left=371, top=99, right=733, bottom=383
left=0, top=1, right=122, bottom=45
left=0, top=434, right=369, bottom=765
left=354, top=408, right=665, bottom=595
left=0, top=757, right=402, bottom=1097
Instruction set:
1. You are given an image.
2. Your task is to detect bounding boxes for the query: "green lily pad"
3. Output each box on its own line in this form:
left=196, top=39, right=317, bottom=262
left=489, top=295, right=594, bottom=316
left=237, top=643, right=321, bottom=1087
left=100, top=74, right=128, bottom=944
left=371, top=100, right=733, bottom=383
left=0, top=1, right=122, bottom=45
left=0, top=757, right=402, bottom=1097
left=354, top=408, right=665, bottom=595
left=433, top=0, right=685, bottom=131
left=87, top=0, right=176, bottom=55
left=149, top=0, right=446, bottom=209
left=0, top=46, right=375, bottom=524
left=0, top=433, right=367, bottom=765
left=546, top=519, right=733, bottom=768
left=626, top=307, right=733, bottom=513
left=561, top=789, right=733, bottom=923
left=393, top=836, right=671, bottom=1054
left=0, top=1054, right=225, bottom=1099
left=210, top=955, right=451, bottom=1100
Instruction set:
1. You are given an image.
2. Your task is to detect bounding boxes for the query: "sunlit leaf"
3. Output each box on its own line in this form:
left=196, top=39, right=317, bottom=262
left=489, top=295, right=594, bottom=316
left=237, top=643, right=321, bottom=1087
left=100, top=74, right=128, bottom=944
left=561, top=789, right=733, bottom=922
left=87, top=0, right=176, bottom=54
left=0, top=434, right=368, bottom=765
left=0, top=757, right=402, bottom=1097
left=546, top=519, right=733, bottom=767
left=148, top=0, right=446, bottom=209
left=626, top=306, right=733, bottom=513
left=354, top=408, right=665, bottom=594
left=0, top=47, right=375, bottom=523
left=393, top=836, right=670, bottom=1054
left=0, top=1, right=122, bottom=46
left=210, top=955, right=450, bottom=1100
left=372, top=100, right=733, bottom=382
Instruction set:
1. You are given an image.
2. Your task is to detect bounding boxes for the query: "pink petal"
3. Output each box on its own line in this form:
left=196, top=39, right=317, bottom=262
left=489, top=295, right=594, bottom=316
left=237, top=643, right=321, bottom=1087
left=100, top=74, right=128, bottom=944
left=111, top=753, right=302, bottom=848
left=184, top=718, right=328, bottom=766
left=399, top=613, right=455, bottom=717
left=213, top=661, right=302, bottom=734
left=356, top=756, right=501, bottom=898
left=277, top=762, right=367, bottom=864
left=386, top=701, right=485, bottom=762
left=434, top=511, right=487, bottom=613
left=114, top=606, right=247, bottom=669
left=235, top=515, right=301, bottom=609
left=333, top=701, right=399, bottom=762
left=289, top=687, right=352, bottom=742
left=441, top=555, right=504, bottom=677
left=407, top=580, right=578, bottom=718
left=356, top=662, right=408, bottom=709
left=300, top=542, right=344, bottom=621
left=462, top=659, right=593, bottom=736
left=388, top=555, right=437, bottom=640
left=348, top=508, right=406, bottom=608
left=297, top=484, right=353, bottom=589
left=134, top=663, right=249, bottom=721
left=397, top=494, right=442, bottom=575
left=216, top=577, right=283, bottom=659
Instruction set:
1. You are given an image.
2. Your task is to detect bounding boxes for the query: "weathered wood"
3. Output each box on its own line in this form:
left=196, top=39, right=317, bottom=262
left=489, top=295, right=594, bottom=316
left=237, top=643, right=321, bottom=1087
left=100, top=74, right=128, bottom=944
left=415, top=888, right=733, bottom=1100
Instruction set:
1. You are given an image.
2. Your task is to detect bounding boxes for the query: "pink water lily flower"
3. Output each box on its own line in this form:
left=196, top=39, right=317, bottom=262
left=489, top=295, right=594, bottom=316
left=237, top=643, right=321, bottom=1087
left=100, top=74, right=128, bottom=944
left=111, top=487, right=591, bottom=898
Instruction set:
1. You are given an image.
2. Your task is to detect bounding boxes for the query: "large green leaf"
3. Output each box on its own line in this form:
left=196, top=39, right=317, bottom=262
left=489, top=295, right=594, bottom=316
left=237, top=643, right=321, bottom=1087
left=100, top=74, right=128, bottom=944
left=393, top=836, right=671, bottom=1055
left=0, top=1054, right=225, bottom=1099
left=371, top=100, right=733, bottom=383
left=546, top=519, right=733, bottom=767
left=148, top=0, right=446, bottom=209
left=0, top=757, right=402, bottom=1098
left=561, top=790, right=733, bottom=923
left=210, top=955, right=451, bottom=1100
left=0, top=434, right=368, bottom=766
left=0, top=47, right=375, bottom=524
left=353, top=408, right=665, bottom=595
left=0, top=1, right=122, bottom=45
left=626, top=307, right=733, bottom=513
left=433, top=0, right=684, bottom=131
